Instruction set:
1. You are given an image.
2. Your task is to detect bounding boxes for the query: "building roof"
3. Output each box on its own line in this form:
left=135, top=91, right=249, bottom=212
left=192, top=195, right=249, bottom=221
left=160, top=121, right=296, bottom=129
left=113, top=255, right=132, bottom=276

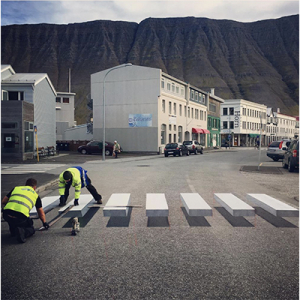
left=2, top=73, right=57, bottom=95
left=1, top=65, right=15, bottom=74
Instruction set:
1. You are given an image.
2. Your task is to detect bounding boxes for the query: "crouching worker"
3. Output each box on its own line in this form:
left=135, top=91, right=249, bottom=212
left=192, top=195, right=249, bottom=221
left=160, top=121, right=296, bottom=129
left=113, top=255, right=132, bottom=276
left=59, top=166, right=102, bottom=207
left=2, top=178, right=49, bottom=243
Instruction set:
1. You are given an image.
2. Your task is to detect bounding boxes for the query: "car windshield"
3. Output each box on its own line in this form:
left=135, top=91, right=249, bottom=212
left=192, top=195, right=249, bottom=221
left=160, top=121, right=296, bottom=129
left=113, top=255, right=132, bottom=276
left=166, top=143, right=178, bottom=149
left=183, top=141, right=192, bottom=145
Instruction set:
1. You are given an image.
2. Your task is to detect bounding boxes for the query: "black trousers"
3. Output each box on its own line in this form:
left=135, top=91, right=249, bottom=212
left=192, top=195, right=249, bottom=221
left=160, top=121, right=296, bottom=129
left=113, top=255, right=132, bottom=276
left=64, top=175, right=101, bottom=201
left=3, top=210, right=35, bottom=238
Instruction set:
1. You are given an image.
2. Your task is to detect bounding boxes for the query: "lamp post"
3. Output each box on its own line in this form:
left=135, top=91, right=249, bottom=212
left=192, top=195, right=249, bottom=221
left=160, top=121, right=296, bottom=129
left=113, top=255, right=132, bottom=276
left=102, top=63, right=132, bottom=161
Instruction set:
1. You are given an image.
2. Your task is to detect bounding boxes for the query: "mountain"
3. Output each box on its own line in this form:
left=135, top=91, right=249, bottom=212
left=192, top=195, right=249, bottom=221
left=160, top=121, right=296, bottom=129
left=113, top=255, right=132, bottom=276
left=1, top=15, right=299, bottom=124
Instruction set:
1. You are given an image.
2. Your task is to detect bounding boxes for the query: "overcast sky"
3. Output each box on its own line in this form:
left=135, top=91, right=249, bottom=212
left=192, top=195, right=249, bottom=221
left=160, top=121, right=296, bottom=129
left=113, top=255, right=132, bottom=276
left=1, top=0, right=299, bottom=26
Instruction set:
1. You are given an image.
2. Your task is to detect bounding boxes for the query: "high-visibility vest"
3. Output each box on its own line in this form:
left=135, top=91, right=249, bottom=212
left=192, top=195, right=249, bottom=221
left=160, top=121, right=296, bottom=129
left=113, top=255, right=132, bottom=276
left=4, top=186, right=38, bottom=217
left=59, top=167, right=84, bottom=199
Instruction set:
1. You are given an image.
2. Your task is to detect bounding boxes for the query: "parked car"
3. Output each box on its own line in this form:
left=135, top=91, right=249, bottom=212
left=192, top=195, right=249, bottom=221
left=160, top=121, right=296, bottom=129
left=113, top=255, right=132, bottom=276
left=282, top=140, right=299, bottom=172
left=266, top=139, right=291, bottom=161
left=183, top=140, right=203, bottom=154
left=77, top=141, right=117, bottom=156
left=164, top=143, right=190, bottom=157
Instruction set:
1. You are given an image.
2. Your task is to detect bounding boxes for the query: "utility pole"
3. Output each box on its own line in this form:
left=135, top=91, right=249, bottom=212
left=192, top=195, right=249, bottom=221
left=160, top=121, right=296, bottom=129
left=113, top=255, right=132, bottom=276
left=257, top=112, right=262, bottom=170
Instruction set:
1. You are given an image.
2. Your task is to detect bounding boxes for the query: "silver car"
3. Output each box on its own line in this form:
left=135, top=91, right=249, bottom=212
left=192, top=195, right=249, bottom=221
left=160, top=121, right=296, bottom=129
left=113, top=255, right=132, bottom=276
left=183, top=140, right=203, bottom=154
left=266, top=139, right=291, bottom=161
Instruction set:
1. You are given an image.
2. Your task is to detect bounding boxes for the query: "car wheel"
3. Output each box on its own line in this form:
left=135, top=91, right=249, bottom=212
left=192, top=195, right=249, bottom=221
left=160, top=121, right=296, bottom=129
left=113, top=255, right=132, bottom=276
left=273, top=158, right=279, bottom=161
left=288, top=159, right=295, bottom=172
left=282, top=160, right=288, bottom=169
left=105, top=150, right=111, bottom=156
left=194, top=149, right=198, bottom=155
left=81, top=149, right=87, bottom=155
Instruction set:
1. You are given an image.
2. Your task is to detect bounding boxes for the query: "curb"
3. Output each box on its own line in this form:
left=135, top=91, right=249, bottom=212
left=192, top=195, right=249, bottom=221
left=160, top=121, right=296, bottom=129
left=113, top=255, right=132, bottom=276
left=36, top=179, right=59, bottom=193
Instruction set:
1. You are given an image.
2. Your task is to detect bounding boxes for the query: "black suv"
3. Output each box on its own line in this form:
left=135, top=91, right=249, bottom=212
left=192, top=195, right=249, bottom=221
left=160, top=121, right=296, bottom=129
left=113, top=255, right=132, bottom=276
left=282, top=140, right=299, bottom=172
left=164, top=143, right=190, bottom=157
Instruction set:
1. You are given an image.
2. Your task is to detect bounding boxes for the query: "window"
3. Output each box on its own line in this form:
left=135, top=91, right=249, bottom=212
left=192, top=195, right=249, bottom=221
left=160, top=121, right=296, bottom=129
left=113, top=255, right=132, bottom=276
left=188, top=107, right=190, bottom=118
left=195, top=109, right=199, bottom=119
left=229, top=121, right=234, bottom=129
left=195, top=92, right=198, bottom=102
left=63, top=98, right=69, bottom=103
left=229, top=107, right=234, bottom=115
left=161, top=124, right=166, bottom=144
left=191, top=108, right=194, bottom=118
left=174, top=125, right=176, bottom=131
left=190, top=90, right=194, bottom=100
left=223, top=108, right=228, bottom=115
left=179, top=104, right=182, bottom=116
left=223, top=121, right=228, bottom=129
left=204, top=112, right=206, bottom=121
left=162, top=100, right=165, bottom=113
left=178, top=126, right=183, bottom=143
left=209, top=103, right=216, bottom=113
left=161, top=78, right=165, bottom=89
left=174, top=103, right=176, bottom=115
left=181, top=87, right=184, bottom=96
left=2, top=90, right=8, bottom=101
left=200, top=110, right=203, bottom=120
left=184, top=106, right=187, bottom=117
left=169, top=102, right=172, bottom=114
left=176, top=86, right=179, bottom=94
left=56, top=97, right=61, bottom=103
left=2, top=122, right=17, bottom=129
left=172, top=83, right=175, bottom=92
left=169, top=124, right=172, bottom=131
left=8, top=91, right=24, bottom=101
left=24, top=122, right=34, bottom=131
left=167, top=83, right=171, bottom=91
left=208, top=118, right=211, bottom=127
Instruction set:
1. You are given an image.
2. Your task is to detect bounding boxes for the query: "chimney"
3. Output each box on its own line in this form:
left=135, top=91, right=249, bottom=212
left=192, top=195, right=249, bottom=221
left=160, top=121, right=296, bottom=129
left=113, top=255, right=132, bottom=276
left=210, top=88, right=215, bottom=95
left=277, top=108, right=280, bottom=113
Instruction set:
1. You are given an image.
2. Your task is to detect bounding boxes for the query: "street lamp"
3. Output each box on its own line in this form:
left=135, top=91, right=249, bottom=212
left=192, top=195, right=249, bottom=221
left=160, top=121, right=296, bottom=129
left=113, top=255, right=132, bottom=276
left=102, top=63, right=132, bottom=161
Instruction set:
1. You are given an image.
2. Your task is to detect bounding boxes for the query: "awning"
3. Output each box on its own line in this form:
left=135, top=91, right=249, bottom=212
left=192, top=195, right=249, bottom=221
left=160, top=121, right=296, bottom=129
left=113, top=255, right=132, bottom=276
left=192, top=128, right=204, bottom=134
left=192, top=128, right=210, bottom=134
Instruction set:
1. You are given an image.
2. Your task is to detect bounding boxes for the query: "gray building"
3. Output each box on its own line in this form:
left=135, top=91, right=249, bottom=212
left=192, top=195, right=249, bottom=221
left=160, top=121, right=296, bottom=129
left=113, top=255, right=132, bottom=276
left=1, top=65, right=56, bottom=160
left=91, top=64, right=212, bottom=153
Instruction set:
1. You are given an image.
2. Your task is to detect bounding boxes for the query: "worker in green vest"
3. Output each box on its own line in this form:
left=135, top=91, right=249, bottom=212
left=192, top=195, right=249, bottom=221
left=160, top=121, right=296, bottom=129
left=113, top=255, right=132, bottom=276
left=2, top=178, right=49, bottom=243
left=58, top=166, right=102, bottom=206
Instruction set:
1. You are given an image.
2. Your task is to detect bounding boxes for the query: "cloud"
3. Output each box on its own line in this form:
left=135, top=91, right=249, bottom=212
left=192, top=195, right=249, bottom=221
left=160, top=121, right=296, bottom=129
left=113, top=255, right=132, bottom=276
left=1, top=0, right=299, bottom=26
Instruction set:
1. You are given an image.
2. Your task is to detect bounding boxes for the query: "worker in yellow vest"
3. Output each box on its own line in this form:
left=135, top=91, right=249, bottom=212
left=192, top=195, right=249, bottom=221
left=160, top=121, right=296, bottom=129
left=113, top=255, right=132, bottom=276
left=2, top=178, right=49, bottom=243
left=58, top=166, right=102, bottom=206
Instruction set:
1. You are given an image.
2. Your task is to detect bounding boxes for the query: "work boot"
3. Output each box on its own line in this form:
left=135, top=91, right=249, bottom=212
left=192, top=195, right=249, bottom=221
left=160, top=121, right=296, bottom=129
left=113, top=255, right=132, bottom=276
left=96, top=195, right=102, bottom=204
left=16, top=227, right=26, bottom=243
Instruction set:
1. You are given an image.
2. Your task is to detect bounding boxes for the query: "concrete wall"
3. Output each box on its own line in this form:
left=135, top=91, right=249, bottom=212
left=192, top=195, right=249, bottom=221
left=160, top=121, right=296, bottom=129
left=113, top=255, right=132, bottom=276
left=64, top=124, right=93, bottom=141
left=91, top=65, right=161, bottom=152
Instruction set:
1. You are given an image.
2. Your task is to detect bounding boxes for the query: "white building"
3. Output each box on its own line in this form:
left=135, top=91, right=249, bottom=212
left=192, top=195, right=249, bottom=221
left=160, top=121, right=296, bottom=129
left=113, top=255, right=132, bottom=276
left=91, top=64, right=213, bottom=153
left=266, top=108, right=297, bottom=143
left=55, top=91, right=76, bottom=140
left=220, top=99, right=267, bottom=147
left=1, top=65, right=56, bottom=160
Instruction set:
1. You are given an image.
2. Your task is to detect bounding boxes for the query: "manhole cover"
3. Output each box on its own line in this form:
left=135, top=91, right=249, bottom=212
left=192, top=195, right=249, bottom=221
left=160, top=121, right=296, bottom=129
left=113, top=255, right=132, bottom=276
left=240, top=166, right=283, bottom=174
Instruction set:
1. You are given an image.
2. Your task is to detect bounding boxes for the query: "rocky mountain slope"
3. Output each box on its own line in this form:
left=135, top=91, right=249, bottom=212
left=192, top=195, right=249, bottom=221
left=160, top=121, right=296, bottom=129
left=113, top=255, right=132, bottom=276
left=2, top=15, right=299, bottom=124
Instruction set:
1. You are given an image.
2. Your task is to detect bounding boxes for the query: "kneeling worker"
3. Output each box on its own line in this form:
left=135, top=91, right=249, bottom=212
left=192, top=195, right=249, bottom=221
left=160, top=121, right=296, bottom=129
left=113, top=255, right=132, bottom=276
left=2, top=178, right=49, bottom=243
left=59, top=166, right=102, bottom=206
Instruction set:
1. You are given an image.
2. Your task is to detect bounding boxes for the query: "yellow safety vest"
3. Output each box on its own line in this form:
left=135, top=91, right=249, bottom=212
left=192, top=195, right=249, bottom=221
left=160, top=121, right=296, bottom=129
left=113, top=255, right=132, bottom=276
left=59, top=168, right=82, bottom=199
left=4, top=186, right=38, bottom=217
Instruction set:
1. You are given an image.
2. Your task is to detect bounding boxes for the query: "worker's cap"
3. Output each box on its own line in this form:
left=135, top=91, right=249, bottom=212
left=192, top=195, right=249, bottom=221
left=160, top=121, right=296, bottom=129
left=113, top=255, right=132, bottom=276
left=63, top=171, right=72, bottom=181
left=114, top=141, right=117, bottom=143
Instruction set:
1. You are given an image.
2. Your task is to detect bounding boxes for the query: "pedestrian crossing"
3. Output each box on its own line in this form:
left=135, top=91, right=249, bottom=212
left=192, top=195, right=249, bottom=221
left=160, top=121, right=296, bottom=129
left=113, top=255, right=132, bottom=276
left=1, top=164, right=66, bottom=174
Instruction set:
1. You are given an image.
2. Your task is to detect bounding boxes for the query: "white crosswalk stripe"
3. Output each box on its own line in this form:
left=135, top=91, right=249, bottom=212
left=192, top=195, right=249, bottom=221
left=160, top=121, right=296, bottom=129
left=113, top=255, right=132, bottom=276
left=1, top=164, right=66, bottom=174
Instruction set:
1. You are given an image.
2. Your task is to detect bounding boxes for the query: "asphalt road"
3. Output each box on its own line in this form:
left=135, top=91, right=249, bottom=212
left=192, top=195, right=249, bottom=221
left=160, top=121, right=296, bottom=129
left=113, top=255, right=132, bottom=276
left=1, top=149, right=299, bottom=299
